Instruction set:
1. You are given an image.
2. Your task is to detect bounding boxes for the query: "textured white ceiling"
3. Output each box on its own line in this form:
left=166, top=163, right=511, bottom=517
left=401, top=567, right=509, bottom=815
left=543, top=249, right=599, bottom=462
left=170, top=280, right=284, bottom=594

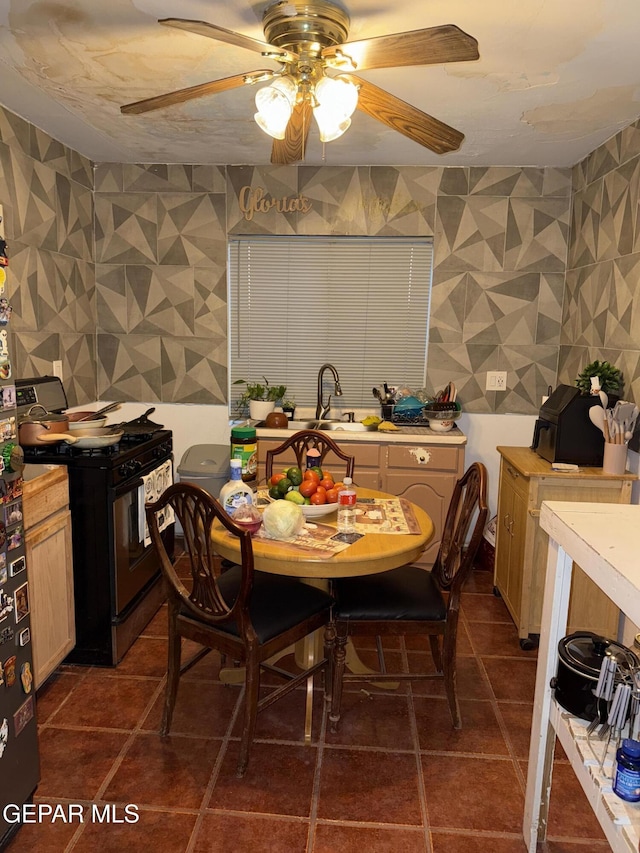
left=0, top=0, right=639, bottom=167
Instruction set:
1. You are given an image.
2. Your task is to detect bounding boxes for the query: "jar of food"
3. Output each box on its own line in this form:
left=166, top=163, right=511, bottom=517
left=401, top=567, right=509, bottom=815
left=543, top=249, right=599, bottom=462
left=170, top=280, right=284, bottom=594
left=230, top=425, right=257, bottom=482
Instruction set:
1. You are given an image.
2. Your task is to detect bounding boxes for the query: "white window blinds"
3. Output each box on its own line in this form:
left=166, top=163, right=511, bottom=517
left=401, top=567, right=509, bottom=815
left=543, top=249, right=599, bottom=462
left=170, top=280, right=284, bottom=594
left=228, top=236, right=433, bottom=411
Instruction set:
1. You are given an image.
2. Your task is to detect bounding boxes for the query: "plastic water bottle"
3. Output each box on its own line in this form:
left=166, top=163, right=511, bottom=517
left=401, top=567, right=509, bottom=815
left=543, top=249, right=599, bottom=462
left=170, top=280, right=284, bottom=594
left=219, top=459, right=254, bottom=517
left=337, top=477, right=357, bottom=533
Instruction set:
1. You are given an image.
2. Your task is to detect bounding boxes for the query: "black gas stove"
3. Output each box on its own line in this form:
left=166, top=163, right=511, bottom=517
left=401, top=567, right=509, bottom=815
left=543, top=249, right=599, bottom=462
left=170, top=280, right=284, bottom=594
left=17, top=377, right=174, bottom=666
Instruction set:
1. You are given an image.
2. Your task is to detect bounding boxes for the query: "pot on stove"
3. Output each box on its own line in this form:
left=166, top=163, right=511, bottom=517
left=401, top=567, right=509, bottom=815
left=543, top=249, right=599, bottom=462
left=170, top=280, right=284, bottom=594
left=18, top=404, right=69, bottom=446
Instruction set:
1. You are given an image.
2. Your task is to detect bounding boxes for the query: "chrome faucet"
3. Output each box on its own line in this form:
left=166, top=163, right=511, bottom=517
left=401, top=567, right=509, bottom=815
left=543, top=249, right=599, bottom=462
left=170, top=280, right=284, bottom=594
left=316, top=363, right=343, bottom=420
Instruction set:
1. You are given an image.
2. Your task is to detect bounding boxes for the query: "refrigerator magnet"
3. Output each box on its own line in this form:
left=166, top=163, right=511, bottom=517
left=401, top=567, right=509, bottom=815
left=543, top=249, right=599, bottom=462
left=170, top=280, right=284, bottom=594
left=4, top=654, right=16, bottom=687
left=0, top=718, right=8, bottom=757
left=1, top=386, right=15, bottom=410
left=9, top=555, right=25, bottom=578
left=0, top=553, right=5, bottom=584
left=14, top=582, right=28, bottom=622
left=0, top=660, right=3, bottom=686
left=7, top=525, right=22, bottom=551
left=20, top=661, right=32, bottom=694
left=13, top=696, right=34, bottom=736
left=18, top=627, right=30, bottom=646
left=0, top=626, right=14, bottom=646
left=0, top=588, right=13, bottom=622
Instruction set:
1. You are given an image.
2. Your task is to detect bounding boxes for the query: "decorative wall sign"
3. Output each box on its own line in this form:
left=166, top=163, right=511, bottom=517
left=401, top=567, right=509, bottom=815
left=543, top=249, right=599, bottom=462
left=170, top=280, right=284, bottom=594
left=13, top=696, right=34, bottom=736
left=14, top=582, right=28, bottom=622
left=9, top=555, right=24, bottom=578
left=238, top=185, right=312, bottom=222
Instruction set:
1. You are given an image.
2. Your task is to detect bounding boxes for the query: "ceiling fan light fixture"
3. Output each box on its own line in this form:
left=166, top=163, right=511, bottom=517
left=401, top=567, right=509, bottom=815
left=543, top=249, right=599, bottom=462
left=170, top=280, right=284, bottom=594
left=312, top=75, right=358, bottom=141
left=254, top=76, right=297, bottom=139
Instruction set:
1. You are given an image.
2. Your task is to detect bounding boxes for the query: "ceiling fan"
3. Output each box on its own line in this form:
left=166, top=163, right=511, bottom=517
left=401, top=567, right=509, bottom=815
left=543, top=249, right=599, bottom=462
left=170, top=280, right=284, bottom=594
left=120, top=0, right=479, bottom=164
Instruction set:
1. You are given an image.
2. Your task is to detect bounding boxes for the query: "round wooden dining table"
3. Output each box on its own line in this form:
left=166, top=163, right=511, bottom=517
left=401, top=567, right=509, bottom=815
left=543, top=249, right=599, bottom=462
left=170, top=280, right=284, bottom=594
left=210, top=488, right=434, bottom=740
left=210, top=487, right=434, bottom=579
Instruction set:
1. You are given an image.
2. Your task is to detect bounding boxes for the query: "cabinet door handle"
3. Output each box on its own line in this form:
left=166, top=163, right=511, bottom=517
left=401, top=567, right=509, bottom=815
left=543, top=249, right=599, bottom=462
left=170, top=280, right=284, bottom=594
left=503, top=512, right=511, bottom=532
left=506, top=465, right=520, bottom=480
left=509, top=519, right=515, bottom=536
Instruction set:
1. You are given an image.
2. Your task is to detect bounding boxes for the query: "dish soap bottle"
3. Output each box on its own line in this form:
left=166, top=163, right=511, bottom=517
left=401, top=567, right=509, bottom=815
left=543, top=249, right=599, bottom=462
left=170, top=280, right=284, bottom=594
left=337, top=477, right=357, bottom=533
left=219, top=459, right=254, bottom=517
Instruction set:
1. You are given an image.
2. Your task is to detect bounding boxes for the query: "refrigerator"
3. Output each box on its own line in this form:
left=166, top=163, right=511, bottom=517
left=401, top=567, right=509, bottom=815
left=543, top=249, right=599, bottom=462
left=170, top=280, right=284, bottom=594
left=0, top=204, right=39, bottom=846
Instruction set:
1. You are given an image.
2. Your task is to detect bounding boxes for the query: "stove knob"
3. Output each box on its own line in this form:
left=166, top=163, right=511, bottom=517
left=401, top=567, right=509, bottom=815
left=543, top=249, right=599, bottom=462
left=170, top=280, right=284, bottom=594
left=118, top=462, right=133, bottom=477
left=130, top=459, right=142, bottom=473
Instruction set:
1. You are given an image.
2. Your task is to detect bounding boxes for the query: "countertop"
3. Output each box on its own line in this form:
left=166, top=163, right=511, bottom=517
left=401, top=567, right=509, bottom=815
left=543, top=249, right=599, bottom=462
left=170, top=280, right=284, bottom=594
left=255, top=424, right=467, bottom=445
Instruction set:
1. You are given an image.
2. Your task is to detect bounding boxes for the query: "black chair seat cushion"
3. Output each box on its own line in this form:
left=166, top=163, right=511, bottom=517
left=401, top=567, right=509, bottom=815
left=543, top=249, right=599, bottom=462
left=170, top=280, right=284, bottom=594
left=181, top=567, right=333, bottom=644
left=334, top=566, right=446, bottom=622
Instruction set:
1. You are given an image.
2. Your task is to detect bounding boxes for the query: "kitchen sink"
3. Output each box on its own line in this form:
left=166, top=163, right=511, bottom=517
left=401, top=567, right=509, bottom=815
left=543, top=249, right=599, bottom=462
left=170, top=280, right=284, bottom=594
left=259, top=419, right=376, bottom=432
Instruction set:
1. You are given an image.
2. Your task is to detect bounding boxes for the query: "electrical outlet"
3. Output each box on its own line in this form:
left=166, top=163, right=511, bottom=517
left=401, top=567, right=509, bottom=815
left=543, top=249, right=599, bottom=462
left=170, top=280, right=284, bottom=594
left=52, top=360, right=63, bottom=380
left=486, top=371, right=507, bottom=391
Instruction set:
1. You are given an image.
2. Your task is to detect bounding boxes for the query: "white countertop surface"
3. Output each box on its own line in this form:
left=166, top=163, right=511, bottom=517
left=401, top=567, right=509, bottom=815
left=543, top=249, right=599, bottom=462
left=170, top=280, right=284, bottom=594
left=255, top=424, right=467, bottom=445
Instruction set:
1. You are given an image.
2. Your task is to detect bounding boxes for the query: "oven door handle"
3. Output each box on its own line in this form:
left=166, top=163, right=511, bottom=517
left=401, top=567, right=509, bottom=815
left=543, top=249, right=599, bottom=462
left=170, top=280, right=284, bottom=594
left=114, top=477, right=144, bottom=499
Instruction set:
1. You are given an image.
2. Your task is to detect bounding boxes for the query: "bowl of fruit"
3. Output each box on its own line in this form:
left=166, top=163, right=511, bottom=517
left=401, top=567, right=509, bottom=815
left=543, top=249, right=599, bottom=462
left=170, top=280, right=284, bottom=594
left=265, top=465, right=341, bottom=519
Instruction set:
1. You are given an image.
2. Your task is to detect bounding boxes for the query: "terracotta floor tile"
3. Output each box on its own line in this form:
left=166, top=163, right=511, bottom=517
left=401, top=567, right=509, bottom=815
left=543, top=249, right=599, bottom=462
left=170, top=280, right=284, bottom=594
left=37, top=728, right=129, bottom=800
left=461, top=591, right=513, bottom=623
left=313, top=822, right=428, bottom=852
left=422, top=753, right=524, bottom=833
left=103, top=732, right=220, bottom=809
left=211, top=741, right=318, bottom=817
left=546, top=763, right=606, bottom=840
left=466, top=621, right=537, bottom=658
left=72, top=808, right=197, bottom=853
left=430, top=832, right=527, bottom=852
left=47, top=672, right=161, bottom=730
left=3, top=811, right=81, bottom=853
left=540, top=841, right=611, bottom=851
left=115, top=637, right=169, bottom=678
left=181, top=643, right=225, bottom=681
left=35, top=670, right=87, bottom=724
left=404, top=623, right=473, bottom=656
left=463, top=569, right=495, bottom=595
left=409, top=654, right=493, bottom=701
left=415, top=697, right=509, bottom=755
left=326, top=692, right=414, bottom=750
left=143, top=680, right=240, bottom=738
left=231, top=686, right=324, bottom=743
left=483, top=658, right=537, bottom=703
left=194, top=812, right=309, bottom=852
left=318, top=748, right=422, bottom=825
left=497, top=702, right=534, bottom=759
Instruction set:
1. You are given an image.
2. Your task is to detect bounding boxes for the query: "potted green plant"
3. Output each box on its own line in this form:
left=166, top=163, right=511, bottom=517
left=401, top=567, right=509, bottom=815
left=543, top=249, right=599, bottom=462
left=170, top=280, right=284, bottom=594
left=234, top=377, right=287, bottom=420
left=282, top=397, right=296, bottom=420
left=575, top=360, right=624, bottom=399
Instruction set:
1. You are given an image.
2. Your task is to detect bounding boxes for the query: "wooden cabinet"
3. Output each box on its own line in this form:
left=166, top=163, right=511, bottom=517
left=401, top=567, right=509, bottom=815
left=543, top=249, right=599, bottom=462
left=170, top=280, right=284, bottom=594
left=494, top=446, right=633, bottom=648
left=258, top=432, right=465, bottom=567
left=23, top=466, right=74, bottom=688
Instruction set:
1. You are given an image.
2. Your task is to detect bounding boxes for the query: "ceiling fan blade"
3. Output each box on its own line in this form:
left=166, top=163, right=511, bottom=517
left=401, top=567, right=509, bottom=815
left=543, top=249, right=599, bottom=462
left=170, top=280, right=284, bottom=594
left=121, top=70, right=275, bottom=115
left=160, top=18, right=298, bottom=63
left=345, top=75, right=464, bottom=155
left=271, top=101, right=313, bottom=165
left=323, top=24, right=478, bottom=71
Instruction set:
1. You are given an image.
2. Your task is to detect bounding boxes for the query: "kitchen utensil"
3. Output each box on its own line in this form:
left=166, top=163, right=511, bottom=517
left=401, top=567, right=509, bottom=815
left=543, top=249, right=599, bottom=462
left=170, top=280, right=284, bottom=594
left=37, top=428, right=124, bottom=449
left=588, top=406, right=605, bottom=434
left=18, top=405, right=70, bottom=446
left=112, top=408, right=164, bottom=436
left=598, top=390, right=608, bottom=410
left=66, top=401, right=121, bottom=423
left=372, top=387, right=383, bottom=403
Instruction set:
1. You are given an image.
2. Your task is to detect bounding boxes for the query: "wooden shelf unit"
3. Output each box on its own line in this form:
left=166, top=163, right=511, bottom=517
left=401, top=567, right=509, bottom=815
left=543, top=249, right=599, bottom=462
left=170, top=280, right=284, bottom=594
left=494, top=447, right=634, bottom=646
left=524, top=501, right=640, bottom=852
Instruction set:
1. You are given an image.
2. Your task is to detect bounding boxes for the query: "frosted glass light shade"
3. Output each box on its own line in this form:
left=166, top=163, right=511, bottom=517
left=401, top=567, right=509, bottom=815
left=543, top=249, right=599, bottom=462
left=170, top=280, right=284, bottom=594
left=312, top=75, right=358, bottom=142
left=254, top=77, right=297, bottom=139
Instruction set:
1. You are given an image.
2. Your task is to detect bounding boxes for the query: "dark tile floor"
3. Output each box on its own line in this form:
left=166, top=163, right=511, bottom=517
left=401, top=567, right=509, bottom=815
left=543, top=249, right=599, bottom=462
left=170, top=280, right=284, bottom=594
left=5, top=565, right=608, bottom=853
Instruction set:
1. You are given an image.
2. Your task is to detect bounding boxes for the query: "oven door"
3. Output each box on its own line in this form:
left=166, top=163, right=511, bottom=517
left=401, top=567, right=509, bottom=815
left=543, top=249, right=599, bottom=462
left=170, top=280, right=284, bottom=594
left=113, top=461, right=174, bottom=615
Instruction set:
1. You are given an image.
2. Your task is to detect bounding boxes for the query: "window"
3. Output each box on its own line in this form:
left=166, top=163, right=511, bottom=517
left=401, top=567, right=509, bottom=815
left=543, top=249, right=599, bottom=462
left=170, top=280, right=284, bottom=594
left=228, top=236, right=433, bottom=412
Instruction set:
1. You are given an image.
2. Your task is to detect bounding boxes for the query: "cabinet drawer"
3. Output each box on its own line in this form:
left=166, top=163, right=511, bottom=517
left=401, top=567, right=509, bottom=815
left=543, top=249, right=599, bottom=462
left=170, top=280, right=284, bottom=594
left=386, top=444, right=461, bottom=473
left=23, top=473, right=69, bottom=529
left=501, top=461, right=529, bottom=500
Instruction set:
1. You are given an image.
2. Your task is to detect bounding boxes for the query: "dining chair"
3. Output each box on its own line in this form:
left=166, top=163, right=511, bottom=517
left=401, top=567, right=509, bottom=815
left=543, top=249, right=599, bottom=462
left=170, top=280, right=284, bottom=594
left=145, top=481, right=333, bottom=777
left=264, top=429, right=355, bottom=481
left=329, top=461, right=488, bottom=732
